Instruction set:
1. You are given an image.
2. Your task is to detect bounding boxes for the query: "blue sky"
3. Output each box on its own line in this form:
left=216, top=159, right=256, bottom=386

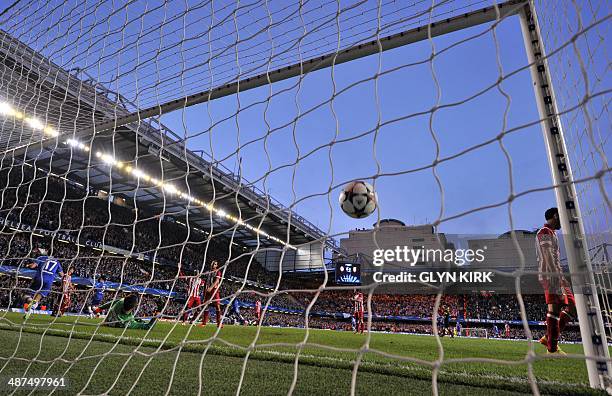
left=2, top=0, right=608, bottom=240
left=159, top=9, right=557, bottom=237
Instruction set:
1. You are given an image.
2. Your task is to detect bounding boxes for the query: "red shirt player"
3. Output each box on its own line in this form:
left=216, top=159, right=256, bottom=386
left=352, top=289, right=365, bottom=334
left=183, top=274, right=205, bottom=323
left=536, top=207, right=576, bottom=354
left=54, top=267, right=74, bottom=317
left=202, top=260, right=223, bottom=327
left=255, top=299, right=262, bottom=323
left=504, top=322, right=510, bottom=338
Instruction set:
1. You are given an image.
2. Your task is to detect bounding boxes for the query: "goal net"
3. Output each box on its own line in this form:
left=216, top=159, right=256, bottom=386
left=0, top=0, right=609, bottom=394
left=460, top=328, right=488, bottom=339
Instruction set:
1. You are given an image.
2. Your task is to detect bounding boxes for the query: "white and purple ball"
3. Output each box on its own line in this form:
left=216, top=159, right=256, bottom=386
left=339, top=181, right=378, bottom=219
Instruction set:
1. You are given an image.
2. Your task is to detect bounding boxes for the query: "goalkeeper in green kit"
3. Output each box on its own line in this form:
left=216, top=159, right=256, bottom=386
left=100, top=294, right=157, bottom=330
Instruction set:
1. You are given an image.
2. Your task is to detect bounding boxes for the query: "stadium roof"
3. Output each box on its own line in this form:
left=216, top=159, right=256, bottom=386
left=376, top=219, right=406, bottom=227
left=498, top=230, right=537, bottom=238
left=0, top=29, right=337, bottom=254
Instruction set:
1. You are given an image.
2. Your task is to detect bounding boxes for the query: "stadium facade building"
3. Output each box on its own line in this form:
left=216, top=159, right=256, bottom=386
left=467, top=230, right=539, bottom=272
left=338, top=219, right=451, bottom=265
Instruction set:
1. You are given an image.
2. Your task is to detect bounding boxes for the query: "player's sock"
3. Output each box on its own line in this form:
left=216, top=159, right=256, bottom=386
left=24, top=301, right=38, bottom=318
left=546, top=312, right=560, bottom=352
left=216, top=309, right=222, bottom=327
left=559, top=310, right=573, bottom=333
left=202, top=311, right=209, bottom=325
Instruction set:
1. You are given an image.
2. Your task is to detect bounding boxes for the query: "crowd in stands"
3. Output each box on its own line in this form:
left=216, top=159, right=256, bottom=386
left=0, top=169, right=278, bottom=286
left=464, top=293, right=547, bottom=322
left=290, top=289, right=548, bottom=323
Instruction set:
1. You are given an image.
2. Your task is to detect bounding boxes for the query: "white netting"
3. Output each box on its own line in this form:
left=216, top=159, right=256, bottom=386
left=535, top=0, right=611, bottom=342
left=0, top=0, right=609, bottom=394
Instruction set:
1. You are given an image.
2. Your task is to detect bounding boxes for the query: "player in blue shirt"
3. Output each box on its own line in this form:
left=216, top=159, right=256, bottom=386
left=87, top=276, right=107, bottom=318
left=23, top=248, right=63, bottom=319
left=227, top=298, right=246, bottom=325
left=443, top=308, right=452, bottom=337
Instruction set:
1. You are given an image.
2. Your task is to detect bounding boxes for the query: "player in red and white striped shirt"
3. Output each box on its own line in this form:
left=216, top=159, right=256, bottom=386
left=53, top=267, right=74, bottom=317
left=202, top=260, right=223, bottom=327
left=255, top=299, right=262, bottom=322
left=352, top=289, right=365, bottom=334
left=183, top=275, right=205, bottom=323
left=536, top=207, right=575, bottom=355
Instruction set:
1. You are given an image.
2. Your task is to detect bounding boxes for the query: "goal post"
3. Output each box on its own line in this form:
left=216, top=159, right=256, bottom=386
left=518, top=1, right=611, bottom=389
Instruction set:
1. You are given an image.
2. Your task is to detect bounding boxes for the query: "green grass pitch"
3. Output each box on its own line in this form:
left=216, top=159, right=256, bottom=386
left=0, top=312, right=605, bottom=395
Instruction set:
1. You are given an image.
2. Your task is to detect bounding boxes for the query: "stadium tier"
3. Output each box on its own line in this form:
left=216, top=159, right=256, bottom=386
left=0, top=27, right=337, bottom=273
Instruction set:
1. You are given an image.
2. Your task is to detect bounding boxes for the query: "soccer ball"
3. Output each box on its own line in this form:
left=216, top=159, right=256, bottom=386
left=339, top=181, right=377, bottom=219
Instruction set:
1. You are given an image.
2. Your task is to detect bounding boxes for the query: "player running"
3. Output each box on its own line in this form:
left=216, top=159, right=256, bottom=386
left=53, top=266, right=74, bottom=317
left=443, top=307, right=452, bottom=338
left=228, top=298, right=246, bottom=325
left=455, top=319, right=462, bottom=337
left=536, top=207, right=576, bottom=355
left=100, top=294, right=157, bottom=330
left=492, top=324, right=499, bottom=338
left=202, top=260, right=223, bottom=327
left=182, top=274, right=205, bottom=324
left=254, top=298, right=262, bottom=323
left=23, top=248, right=64, bottom=319
left=86, top=275, right=107, bottom=318
left=352, top=289, right=364, bottom=334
